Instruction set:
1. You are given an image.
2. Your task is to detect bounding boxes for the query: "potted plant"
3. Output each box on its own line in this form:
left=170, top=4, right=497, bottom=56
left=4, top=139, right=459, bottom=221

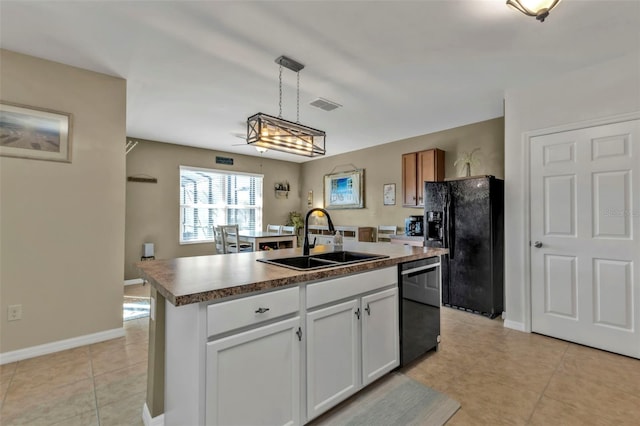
left=454, top=148, right=481, bottom=177
left=287, top=211, right=304, bottom=244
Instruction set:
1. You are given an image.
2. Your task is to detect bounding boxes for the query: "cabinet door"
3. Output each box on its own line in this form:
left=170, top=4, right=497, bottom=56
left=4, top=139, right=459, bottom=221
left=205, top=317, right=301, bottom=426
left=306, top=299, right=360, bottom=420
left=402, top=152, right=418, bottom=206
left=417, top=150, right=435, bottom=206
left=361, top=288, right=399, bottom=386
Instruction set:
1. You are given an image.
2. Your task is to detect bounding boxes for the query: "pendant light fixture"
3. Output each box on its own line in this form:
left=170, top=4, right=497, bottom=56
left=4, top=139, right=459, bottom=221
left=506, top=0, right=562, bottom=22
left=247, top=55, right=326, bottom=157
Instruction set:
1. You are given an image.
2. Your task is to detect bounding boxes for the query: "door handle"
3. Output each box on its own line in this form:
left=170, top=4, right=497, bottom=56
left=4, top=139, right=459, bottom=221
left=533, top=241, right=543, bottom=248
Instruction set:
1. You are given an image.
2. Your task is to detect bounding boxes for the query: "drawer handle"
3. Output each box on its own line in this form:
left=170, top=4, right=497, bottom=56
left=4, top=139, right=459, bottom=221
left=255, top=307, right=270, bottom=314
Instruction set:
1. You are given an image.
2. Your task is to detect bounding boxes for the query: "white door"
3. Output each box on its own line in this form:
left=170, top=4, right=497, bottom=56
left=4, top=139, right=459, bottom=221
left=361, top=288, right=400, bottom=386
left=530, top=119, right=640, bottom=358
left=306, top=299, right=360, bottom=421
left=205, top=317, right=301, bottom=426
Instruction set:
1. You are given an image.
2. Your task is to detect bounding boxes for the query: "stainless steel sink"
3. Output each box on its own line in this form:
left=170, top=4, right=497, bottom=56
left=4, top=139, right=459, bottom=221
left=311, top=251, right=386, bottom=263
left=257, top=251, right=389, bottom=271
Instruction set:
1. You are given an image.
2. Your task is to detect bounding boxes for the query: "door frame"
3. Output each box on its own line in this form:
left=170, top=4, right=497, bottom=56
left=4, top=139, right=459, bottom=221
left=520, top=111, right=640, bottom=333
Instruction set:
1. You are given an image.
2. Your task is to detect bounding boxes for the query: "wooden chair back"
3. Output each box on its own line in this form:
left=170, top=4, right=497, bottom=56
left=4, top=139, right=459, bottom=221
left=266, top=224, right=282, bottom=233
left=377, top=225, right=397, bottom=242
left=281, top=225, right=296, bottom=234
left=220, top=225, right=253, bottom=253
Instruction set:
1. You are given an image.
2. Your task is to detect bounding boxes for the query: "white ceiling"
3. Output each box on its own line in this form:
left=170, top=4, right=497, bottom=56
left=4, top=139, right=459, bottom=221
left=1, top=1, right=639, bottom=163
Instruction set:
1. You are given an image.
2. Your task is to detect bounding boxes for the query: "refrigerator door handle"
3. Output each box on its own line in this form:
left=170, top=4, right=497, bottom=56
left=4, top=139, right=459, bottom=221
left=446, top=192, right=454, bottom=259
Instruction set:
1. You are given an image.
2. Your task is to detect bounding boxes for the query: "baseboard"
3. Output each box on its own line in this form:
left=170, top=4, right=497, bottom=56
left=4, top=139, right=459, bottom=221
left=125, top=278, right=145, bottom=286
left=504, top=319, right=527, bottom=332
left=143, top=402, right=165, bottom=426
left=0, top=327, right=125, bottom=365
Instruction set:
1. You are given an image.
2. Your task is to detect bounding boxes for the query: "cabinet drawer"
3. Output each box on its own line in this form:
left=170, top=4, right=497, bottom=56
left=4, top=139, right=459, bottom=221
left=307, top=267, right=397, bottom=309
left=207, top=287, right=299, bottom=336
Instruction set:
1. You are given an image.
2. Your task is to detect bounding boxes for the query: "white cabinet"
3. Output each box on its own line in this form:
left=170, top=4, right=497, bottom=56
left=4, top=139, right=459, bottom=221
left=164, top=266, right=401, bottom=426
left=306, top=299, right=360, bottom=419
left=205, top=317, right=301, bottom=426
left=305, top=268, right=399, bottom=422
left=361, top=288, right=399, bottom=385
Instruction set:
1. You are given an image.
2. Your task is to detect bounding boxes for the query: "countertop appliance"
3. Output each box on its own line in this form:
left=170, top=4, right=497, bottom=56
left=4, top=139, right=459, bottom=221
left=399, top=257, right=441, bottom=366
left=404, top=215, right=424, bottom=236
left=423, top=176, right=504, bottom=318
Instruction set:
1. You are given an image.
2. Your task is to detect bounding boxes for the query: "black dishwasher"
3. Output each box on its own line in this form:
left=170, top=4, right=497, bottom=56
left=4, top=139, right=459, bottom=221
left=399, top=256, right=441, bottom=366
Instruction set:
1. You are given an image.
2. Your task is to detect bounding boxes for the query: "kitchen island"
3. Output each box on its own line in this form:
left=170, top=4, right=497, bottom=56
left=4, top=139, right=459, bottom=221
left=137, top=241, right=447, bottom=426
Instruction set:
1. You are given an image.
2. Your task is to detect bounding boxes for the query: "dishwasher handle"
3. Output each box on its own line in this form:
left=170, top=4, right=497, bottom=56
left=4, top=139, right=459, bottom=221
left=400, top=263, right=440, bottom=275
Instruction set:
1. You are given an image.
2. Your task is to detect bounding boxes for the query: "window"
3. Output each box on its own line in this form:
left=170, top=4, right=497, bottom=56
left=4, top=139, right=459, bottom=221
left=179, top=166, right=263, bottom=244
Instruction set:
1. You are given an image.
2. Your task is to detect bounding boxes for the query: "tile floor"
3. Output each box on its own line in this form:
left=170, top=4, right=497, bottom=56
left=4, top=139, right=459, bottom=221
left=0, top=284, right=149, bottom=426
left=2, top=286, right=639, bottom=425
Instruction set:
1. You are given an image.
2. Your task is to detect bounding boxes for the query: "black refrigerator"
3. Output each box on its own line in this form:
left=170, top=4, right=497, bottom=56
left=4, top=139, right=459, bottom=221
left=423, top=176, right=504, bottom=318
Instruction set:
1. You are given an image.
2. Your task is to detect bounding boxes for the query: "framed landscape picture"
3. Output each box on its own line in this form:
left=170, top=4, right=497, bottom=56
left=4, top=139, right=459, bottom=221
left=323, top=169, right=364, bottom=209
left=0, top=101, right=72, bottom=162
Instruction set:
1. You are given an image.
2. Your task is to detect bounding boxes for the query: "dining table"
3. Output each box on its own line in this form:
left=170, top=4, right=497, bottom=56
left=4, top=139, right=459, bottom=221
left=237, top=230, right=298, bottom=251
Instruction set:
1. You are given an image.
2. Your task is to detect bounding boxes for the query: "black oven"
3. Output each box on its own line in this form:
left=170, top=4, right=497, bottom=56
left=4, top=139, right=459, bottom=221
left=399, top=256, right=441, bottom=366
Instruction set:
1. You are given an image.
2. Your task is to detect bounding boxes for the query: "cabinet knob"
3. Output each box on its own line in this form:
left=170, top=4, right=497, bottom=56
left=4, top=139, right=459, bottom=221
left=365, top=304, right=371, bottom=316
left=255, top=307, right=270, bottom=314
left=355, top=308, right=361, bottom=320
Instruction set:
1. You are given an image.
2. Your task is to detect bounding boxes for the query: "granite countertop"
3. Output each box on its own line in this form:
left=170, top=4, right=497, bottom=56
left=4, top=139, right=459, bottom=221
left=136, top=241, right=448, bottom=306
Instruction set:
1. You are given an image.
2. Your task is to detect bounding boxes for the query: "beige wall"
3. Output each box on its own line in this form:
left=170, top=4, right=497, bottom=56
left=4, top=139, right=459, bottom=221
left=0, top=50, right=126, bottom=353
left=300, top=117, right=504, bottom=231
left=125, top=140, right=302, bottom=279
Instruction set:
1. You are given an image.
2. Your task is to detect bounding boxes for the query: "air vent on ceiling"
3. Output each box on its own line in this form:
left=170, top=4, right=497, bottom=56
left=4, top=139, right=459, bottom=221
left=309, top=97, right=342, bottom=112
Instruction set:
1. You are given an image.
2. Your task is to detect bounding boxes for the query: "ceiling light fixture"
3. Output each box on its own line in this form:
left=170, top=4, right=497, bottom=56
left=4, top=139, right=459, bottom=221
left=247, top=55, right=326, bottom=157
left=506, top=0, right=562, bottom=22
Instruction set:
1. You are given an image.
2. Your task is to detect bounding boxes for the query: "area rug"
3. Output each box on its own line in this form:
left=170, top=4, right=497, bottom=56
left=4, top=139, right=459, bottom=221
left=123, top=296, right=150, bottom=321
left=309, top=373, right=460, bottom=426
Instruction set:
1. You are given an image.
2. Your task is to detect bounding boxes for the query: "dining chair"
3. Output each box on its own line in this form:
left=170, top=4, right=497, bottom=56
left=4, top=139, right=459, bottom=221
left=281, top=225, right=295, bottom=234
left=377, top=225, right=397, bottom=242
left=220, top=225, right=253, bottom=253
left=213, top=226, right=226, bottom=254
left=266, top=224, right=282, bottom=233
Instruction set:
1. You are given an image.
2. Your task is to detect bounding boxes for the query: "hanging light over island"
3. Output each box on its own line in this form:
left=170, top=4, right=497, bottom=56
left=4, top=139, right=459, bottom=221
left=246, top=55, right=326, bottom=158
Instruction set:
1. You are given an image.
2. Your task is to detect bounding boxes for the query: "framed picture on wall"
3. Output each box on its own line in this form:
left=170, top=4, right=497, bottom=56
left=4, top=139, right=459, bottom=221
left=383, top=183, right=396, bottom=205
left=0, top=101, right=72, bottom=163
left=323, top=169, right=364, bottom=209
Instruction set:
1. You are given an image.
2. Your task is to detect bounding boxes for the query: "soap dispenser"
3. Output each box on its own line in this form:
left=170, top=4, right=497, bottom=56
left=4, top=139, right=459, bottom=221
left=334, top=230, right=343, bottom=251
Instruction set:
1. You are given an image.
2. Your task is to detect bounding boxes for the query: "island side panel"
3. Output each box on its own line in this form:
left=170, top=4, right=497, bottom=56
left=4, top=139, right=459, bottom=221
left=164, top=300, right=207, bottom=426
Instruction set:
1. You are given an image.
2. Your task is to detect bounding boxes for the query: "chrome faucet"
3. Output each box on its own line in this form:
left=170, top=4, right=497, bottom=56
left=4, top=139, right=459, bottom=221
left=303, top=208, right=335, bottom=256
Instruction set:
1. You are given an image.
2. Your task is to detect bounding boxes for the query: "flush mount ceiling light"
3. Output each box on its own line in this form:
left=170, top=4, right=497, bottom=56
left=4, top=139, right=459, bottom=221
left=507, top=0, right=562, bottom=22
left=247, top=55, right=326, bottom=157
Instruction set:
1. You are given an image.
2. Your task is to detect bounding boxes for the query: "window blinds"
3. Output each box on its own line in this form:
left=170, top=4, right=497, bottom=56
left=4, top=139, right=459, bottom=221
left=180, top=166, right=263, bottom=244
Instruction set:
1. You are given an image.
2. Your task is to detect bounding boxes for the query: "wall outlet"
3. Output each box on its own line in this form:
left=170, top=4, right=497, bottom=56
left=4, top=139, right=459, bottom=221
left=8, top=304, right=22, bottom=321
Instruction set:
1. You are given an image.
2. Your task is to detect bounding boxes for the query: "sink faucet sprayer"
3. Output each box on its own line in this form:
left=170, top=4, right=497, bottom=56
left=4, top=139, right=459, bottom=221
left=303, top=208, right=335, bottom=256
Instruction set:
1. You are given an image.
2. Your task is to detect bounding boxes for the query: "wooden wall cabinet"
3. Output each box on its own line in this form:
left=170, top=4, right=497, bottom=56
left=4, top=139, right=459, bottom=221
left=402, top=149, right=445, bottom=207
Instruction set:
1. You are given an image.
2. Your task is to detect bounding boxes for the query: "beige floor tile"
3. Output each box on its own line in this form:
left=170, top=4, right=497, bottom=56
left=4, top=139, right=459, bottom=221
left=94, top=361, right=147, bottom=408
left=49, top=409, right=99, bottom=426
left=1, top=378, right=96, bottom=426
left=443, top=368, right=541, bottom=425
left=0, top=363, right=15, bottom=401
left=472, top=352, right=557, bottom=395
left=14, top=347, right=90, bottom=373
left=91, top=341, right=148, bottom=376
left=97, top=390, right=145, bottom=426
left=529, top=395, right=620, bottom=426
left=8, top=359, right=93, bottom=398
left=562, top=343, right=640, bottom=393
left=543, top=369, right=640, bottom=424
